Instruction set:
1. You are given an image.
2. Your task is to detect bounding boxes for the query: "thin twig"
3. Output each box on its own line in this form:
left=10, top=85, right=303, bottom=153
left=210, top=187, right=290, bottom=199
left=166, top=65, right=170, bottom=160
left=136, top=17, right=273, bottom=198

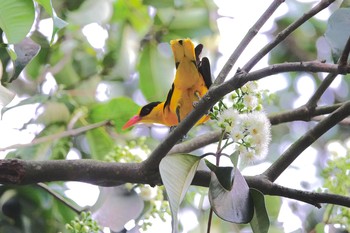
left=242, top=0, right=336, bottom=72
left=306, top=36, right=350, bottom=109
left=214, top=0, right=285, bottom=85
left=0, top=120, right=110, bottom=151
left=263, top=100, right=350, bottom=182
left=36, top=183, right=82, bottom=214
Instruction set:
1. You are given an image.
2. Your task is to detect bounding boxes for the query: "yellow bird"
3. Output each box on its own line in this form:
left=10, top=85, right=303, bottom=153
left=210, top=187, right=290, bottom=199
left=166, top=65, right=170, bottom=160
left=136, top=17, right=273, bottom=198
left=122, top=39, right=211, bottom=130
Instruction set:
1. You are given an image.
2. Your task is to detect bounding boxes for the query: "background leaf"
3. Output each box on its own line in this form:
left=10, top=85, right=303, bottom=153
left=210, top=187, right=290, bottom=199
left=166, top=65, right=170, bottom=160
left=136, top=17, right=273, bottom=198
left=325, top=8, right=350, bottom=62
left=159, top=153, right=201, bottom=233
left=0, top=0, right=35, bottom=44
left=138, top=42, right=174, bottom=102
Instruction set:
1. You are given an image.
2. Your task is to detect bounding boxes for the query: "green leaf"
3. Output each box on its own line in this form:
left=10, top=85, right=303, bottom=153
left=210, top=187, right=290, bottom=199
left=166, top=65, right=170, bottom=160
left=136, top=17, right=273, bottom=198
left=138, top=42, right=173, bottom=102
left=0, top=0, right=35, bottom=44
left=35, top=102, right=71, bottom=125
left=250, top=189, right=270, bottom=233
left=89, top=97, right=140, bottom=132
left=159, top=153, right=201, bottom=233
left=34, top=0, right=68, bottom=44
left=208, top=166, right=254, bottom=224
left=325, top=8, right=350, bottom=62
left=9, top=38, right=41, bottom=82
left=85, top=127, right=114, bottom=160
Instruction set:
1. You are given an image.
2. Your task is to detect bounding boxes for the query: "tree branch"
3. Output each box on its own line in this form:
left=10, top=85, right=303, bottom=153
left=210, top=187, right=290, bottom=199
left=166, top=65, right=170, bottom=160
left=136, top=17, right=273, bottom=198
left=263, top=100, right=350, bottom=182
left=241, top=0, right=336, bottom=72
left=1, top=159, right=350, bottom=208
left=306, top=36, right=350, bottom=109
left=214, top=0, right=285, bottom=85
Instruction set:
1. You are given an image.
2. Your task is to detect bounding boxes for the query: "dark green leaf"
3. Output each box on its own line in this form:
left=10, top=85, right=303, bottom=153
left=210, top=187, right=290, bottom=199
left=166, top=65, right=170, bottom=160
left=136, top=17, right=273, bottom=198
left=204, top=160, right=233, bottom=190
left=160, top=153, right=201, bottom=233
left=0, top=0, right=35, bottom=44
left=209, top=167, right=254, bottom=224
left=250, top=189, right=270, bottom=233
left=10, top=38, right=41, bottom=82
left=138, top=42, right=173, bottom=102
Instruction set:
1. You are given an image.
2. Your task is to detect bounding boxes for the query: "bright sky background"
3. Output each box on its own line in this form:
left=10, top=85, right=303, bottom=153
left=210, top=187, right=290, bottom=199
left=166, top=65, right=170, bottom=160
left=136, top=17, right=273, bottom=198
left=0, top=0, right=338, bottom=232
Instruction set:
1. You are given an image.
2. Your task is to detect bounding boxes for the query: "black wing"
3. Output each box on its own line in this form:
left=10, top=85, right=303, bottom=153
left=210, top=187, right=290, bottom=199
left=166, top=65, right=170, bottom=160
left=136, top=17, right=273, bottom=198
left=195, top=44, right=203, bottom=67
left=198, top=57, right=212, bottom=89
left=164, top=83, right=174, bottom=111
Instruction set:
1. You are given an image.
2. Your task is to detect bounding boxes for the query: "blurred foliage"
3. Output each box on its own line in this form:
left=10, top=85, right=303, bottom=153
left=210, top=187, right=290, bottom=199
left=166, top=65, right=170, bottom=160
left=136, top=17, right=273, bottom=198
left=0, top=0, right=349, bottom=232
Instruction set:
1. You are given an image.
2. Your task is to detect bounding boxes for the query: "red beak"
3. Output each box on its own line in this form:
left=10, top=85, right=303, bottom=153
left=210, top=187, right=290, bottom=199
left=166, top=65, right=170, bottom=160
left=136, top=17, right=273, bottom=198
left=122, top=115, right=142, bottom=130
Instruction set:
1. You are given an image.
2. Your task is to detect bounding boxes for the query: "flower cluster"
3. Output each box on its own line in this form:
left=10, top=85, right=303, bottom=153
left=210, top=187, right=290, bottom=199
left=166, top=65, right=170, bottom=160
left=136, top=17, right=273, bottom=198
left=215, top=81, right=271, bottom=162
left=65, top=211, right=100, bottom=233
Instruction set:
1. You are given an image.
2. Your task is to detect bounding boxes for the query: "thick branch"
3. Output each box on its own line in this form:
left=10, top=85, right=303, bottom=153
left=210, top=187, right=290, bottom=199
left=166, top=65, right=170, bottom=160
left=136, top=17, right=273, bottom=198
left=1, top=159, right=350, bottom=208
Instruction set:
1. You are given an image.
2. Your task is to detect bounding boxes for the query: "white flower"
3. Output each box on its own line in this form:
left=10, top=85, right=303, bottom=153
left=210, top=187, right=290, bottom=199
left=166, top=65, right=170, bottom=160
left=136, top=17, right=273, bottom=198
left=218, top=109, right=239, bottom=132
left=232, top=111, right=271, bottom=160
left=139, top=185, right=158, bottom=201
left=246, top=81, right=258, bottom=93
left=243, top=94, right=258, bottom=110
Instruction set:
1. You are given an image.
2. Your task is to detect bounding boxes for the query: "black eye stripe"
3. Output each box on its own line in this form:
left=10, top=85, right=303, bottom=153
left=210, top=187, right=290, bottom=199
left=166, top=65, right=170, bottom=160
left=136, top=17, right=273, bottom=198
left=139, top=102, right=161, bottom=117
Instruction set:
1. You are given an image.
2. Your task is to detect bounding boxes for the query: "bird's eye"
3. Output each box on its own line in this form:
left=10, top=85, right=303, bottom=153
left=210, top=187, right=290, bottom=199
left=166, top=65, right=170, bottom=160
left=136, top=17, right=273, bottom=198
left=139, top=102, right=161, bottom=117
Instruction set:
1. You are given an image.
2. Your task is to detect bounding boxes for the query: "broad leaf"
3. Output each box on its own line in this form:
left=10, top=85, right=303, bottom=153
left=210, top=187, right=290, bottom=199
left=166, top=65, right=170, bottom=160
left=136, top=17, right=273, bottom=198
left=92, top=186, right=144, bottom=232
left=250, top=189, right=270, bottom=233
left=159, top=153, right=201, bottom=233
left=9, top=38, right=41, bottom=82
left=138, top=42, right=173, bottom=102
left=325, top=8, right=350, bottom=62
left=35, top=0, right=68, bottom=44
left=0, top=0, right=35, bottom=44
left=208, top=166, right=254, bottom=224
